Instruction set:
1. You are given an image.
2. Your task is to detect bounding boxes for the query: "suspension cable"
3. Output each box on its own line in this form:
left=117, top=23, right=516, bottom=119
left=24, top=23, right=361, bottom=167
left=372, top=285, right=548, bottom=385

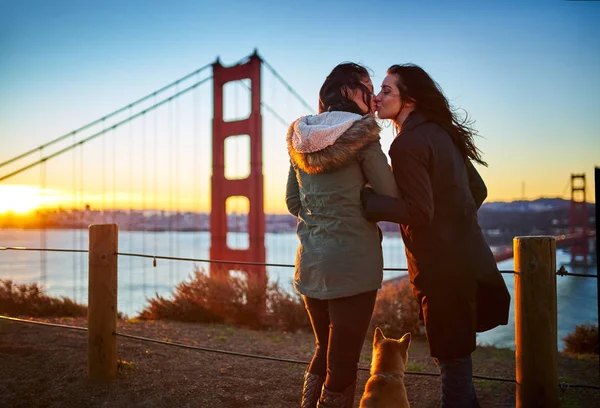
left=112, top=127, right=117, bottom=223
left=142, top=111, right=147, bottom=298
left=79, top=144, right=85, bottom=298
left=261, top=58, right=316, bottom=114
left=239, top=81, right=290, bottom=127
left=174, top=83, right=181, bottom=277
left=102, top=119, right=107, bottom=223
left=193, top=73, right=200, bottom=259
left=39, top=152, right=47, bottom=290
left=153, top=94, right=158, bottom=294
left=0, top=63, right=213, bottom=170
left=128, top=107, right=134, bottom=313
left=72, top=136, right=77, bottom=301
left=0, top=76, right=213, bottom=183
left=168, top=96, right=174, bottom=286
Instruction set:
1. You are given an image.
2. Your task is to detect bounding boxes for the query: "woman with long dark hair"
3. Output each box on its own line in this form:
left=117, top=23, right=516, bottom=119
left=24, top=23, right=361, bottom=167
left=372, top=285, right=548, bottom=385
left=362, top=64, right=510, bottom=407
left=286, top=63, right=398, bottom=408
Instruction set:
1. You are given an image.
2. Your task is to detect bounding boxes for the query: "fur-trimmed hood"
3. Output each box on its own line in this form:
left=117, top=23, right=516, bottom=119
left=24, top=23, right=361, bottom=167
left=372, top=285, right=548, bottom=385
left=287, top=112, right=381, bottom=174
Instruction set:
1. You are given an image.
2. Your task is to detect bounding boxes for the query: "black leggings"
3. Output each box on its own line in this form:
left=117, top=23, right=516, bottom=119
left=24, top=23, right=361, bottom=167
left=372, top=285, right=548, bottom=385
left=304, top=290, right=377, bottom=392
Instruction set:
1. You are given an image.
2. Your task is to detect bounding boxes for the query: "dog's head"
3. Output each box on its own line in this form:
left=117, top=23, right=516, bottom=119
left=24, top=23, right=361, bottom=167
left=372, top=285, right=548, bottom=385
left=371, top=327, right=411, bottom=375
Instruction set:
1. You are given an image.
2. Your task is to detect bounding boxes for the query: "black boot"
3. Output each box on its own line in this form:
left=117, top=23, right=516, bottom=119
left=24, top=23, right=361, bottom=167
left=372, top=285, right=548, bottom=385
left=316, top=382, right=356, bottom=408
left=301, top=371, right=325, bottom=408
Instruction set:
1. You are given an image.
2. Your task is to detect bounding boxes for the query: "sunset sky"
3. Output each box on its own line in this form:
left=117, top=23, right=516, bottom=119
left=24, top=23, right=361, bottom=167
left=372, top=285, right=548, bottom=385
left=1, top=0, right=599, bottom=214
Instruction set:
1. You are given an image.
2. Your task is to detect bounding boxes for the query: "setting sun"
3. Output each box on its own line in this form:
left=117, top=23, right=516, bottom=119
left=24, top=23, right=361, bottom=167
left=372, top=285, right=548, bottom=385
left=0, top=185, right=44, bottom=214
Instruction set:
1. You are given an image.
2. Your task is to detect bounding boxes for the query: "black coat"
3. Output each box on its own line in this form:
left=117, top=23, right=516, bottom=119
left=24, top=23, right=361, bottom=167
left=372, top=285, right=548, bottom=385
left=364, top=112, right=510, bottom=359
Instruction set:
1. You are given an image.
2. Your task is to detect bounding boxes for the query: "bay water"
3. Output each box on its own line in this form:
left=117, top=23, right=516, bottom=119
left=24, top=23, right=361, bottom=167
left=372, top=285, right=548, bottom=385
left=1, top=228, right=597, bottom=350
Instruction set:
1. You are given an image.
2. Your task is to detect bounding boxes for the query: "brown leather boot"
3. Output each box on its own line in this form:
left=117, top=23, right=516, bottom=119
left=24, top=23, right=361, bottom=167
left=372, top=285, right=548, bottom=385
left=301, top=371, right=325, bottom=408
left=316, top=382, right=356, bottom=408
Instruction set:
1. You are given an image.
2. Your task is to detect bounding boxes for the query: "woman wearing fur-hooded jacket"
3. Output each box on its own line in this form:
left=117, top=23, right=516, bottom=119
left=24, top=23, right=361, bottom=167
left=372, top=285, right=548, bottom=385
left=286, top=63, right=399, bottom=408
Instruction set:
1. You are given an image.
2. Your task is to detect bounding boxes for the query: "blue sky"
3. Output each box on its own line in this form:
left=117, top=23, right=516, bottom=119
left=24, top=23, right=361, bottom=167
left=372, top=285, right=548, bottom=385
left=1, top=0, right=599, bottom=212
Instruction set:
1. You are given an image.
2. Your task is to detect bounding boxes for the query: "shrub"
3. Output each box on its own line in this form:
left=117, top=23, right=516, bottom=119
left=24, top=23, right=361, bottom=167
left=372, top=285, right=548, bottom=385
left=265, top=282, right=310, bottom=332
left=0, top=279, right=87, bottom=317
left=139, top=268, right=423, bottom=337
left=369, top=278, right=421, bottom=339
left=139, top=266, right=310, bottom=332
left=563, top=324, right=599, bottom=355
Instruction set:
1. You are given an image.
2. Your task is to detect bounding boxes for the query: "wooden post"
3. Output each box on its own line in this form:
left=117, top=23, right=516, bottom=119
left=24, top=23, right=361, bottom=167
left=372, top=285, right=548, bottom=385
left=514, top=236, right=558, bottom=408
left=88, top=224, right=118, bottom=381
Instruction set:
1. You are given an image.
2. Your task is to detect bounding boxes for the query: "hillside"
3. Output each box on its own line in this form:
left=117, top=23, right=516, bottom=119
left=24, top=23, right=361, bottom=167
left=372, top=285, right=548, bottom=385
left=478, top=198, right=595, bottom=246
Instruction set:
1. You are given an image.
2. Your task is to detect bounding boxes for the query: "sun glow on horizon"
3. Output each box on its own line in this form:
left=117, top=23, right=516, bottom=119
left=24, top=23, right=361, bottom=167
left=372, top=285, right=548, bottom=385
left=0, top=185, right=44, bottom=214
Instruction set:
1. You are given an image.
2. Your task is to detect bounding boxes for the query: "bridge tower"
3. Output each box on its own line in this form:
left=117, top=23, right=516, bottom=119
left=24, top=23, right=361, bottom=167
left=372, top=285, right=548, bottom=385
left=569, top=173, right=589, bottom=265
left=210, top=52, right=266, bottom=288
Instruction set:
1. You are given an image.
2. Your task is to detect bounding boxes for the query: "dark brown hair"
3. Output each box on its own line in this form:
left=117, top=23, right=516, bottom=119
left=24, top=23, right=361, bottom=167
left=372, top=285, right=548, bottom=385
left=389, top=64, right=486, bottom=166
left=318, top=62, right=373, bottom=115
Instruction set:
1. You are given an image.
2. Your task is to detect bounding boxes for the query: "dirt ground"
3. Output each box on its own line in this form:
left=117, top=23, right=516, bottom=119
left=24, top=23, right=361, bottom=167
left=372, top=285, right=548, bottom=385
left=1, top=317, right=598, bottom=407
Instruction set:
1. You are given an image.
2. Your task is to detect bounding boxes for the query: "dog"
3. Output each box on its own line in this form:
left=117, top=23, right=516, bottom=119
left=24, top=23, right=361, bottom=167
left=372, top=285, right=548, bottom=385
left=359, top=327, right=411, bottom=408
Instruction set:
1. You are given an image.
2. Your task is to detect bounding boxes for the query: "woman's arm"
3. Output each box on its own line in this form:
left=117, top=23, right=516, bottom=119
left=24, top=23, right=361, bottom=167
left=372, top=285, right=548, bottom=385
left=363, top=137, right=434, bottom=226
left=358, top=141, right=400, bottom=198
left=466, top=160, right=487, bottom=209
left=285, top=163, right=301, bottom=216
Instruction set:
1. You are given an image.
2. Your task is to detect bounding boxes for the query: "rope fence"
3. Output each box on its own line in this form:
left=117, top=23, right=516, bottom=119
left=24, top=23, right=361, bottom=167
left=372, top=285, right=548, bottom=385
left=1, top=315, right=597, bottom=391
left=1, top=232, right=599, bottom=407
left=1, top=246, right=597, bottom=278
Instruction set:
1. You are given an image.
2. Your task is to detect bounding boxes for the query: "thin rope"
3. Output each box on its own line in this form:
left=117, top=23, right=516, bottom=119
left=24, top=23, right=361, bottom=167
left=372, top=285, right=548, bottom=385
left=0, top=246, right=594, bottom=278
left=0, top=247, right=88, bottom=253
left=4, top=315, right=600, bottom=390
left=557, top=265, right=598, bottom=278
left=0, top=315, right=88, bottom=331
left=115, top=251, right=409, bottom=271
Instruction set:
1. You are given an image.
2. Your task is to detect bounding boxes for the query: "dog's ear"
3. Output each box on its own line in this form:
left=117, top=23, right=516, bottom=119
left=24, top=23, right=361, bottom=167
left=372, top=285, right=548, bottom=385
left=374, top=327, right=385, bottom=345
left=398, top=332, right=411, bottom=357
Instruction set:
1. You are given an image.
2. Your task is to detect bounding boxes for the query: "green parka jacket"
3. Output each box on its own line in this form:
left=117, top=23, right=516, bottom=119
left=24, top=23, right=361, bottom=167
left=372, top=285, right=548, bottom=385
left=285, top=111, right=399, bottom=299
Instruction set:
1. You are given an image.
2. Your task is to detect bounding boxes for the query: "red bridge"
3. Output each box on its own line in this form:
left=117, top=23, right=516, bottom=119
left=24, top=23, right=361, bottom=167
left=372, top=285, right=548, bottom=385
left=493, top=173, right=596, bottom=266
left=492, top=231, right=597, bottom=264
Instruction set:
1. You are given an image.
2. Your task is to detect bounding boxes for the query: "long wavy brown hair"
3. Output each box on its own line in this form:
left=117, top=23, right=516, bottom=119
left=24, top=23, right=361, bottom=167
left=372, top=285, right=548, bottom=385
left=389, top=64, right=487, bottom=166
left=318, top=62, right=373, bottom=115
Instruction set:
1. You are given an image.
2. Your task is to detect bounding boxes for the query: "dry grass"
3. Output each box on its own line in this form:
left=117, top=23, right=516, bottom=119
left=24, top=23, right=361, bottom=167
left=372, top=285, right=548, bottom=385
left=369, top=279, right=421, bottom=339
left=138, top=267, right=310, bottom=332
left=563, top=324, right=599, bottom=356
left=0, top=279, right=87, bottom=318
left=4, top=274, right=598, bottom=406
left=138, top=268, right=421, bottom=337
left=1, top=317, right=599, bottom=407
